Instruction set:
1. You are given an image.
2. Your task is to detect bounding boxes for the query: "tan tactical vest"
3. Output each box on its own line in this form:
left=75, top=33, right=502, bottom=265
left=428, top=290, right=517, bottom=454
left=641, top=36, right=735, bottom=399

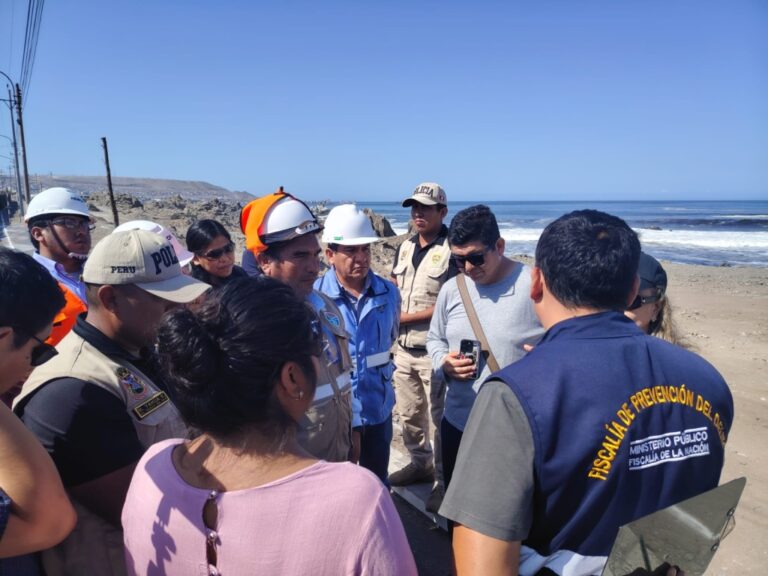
left=301, top=290, right=354, bottom=462
left=14, top=329, right=187, bottom=576
left=392, top=236, right=451, bottom=348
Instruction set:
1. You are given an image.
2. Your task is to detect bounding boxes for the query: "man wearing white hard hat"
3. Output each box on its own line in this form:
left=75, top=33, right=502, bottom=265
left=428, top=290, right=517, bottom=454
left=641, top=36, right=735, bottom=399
left=315, top=204, right=400, bottom=484
left=241, top=187, right=356, bottom=463
left=14, top=230, right=210, bottom=575
left=25, top=187, right=93, bottom=345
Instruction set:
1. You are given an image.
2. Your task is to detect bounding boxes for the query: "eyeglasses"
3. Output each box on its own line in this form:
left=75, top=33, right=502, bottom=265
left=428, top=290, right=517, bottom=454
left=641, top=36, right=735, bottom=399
left=13, top=329, right=58, bottom=367
left=450, top=248, right=490, bottom=269
left=48, top=216, right=95, bottom=232
left=627, top=291, right=663, bottom=311
left=200, top=242, right=235, bottom=260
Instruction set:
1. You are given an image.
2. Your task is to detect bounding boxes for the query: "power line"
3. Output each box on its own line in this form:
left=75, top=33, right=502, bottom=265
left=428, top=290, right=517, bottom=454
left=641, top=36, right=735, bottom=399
left=20, top=0, right=45, bottom=104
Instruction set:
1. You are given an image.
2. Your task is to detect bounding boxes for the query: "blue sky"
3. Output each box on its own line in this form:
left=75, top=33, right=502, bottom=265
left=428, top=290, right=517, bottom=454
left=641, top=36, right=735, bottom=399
left=1, top=1, right=766, bottom=201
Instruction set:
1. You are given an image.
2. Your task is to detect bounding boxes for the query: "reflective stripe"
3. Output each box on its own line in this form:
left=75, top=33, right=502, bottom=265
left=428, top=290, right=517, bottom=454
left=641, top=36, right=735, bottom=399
left=336, top=372, right=352, bottom=392
left=518, top=545, right=607, bottom=576
left=312, top=372, right=352, bottom=403
left=313, top=383, right=336, bottom=402
left=366, top=351, right=391, bottom=369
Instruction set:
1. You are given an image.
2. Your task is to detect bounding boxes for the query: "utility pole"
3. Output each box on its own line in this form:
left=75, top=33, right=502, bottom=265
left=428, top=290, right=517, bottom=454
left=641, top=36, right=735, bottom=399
left=101, top=137, right=119, bottom=226
left=2, top=91, right=23, bottom=216
left=14, top=84, right=31, bottom=204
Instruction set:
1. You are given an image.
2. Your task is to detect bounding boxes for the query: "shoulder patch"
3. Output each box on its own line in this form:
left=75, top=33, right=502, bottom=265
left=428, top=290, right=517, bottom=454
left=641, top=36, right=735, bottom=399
left=117, top=367, right=148, bottom=399
left=431, top=253, right=443, bottom=265
left=133, top=391, right=170, bottom=420
left=321, top=309, right=341, bottom=328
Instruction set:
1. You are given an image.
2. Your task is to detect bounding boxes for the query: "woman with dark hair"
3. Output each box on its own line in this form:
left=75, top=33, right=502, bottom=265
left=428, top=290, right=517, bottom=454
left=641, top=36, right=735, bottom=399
left=186, top=219, right=247, bottom=287
left=121, top=277, right=416, bottom=575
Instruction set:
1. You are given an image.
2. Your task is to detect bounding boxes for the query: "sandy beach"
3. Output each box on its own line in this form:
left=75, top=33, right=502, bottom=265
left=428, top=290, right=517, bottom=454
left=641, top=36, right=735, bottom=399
left=658, top=262, right=768, bottom=573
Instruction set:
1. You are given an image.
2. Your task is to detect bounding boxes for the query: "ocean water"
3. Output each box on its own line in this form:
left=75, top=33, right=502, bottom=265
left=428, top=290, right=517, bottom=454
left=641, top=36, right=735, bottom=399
left=340, top=200, right=768, bottom=267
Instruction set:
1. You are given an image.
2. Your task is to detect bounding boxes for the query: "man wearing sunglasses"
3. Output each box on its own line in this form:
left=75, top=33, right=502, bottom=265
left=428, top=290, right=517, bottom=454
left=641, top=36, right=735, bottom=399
left=0, top=249, right=76, bottom=570
left=25, top=187, right=94, bottom=346
left=440, top=210, right=733, bottom=576
left=389, top=182, right=457, bottom=511
left=14, top=231, right=210, bottom=575
left=426, top=204, right=543, bottom=499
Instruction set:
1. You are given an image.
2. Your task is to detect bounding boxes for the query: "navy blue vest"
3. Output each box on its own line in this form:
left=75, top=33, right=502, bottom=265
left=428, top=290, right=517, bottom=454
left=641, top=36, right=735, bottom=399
left=495, top=312, right=733, bottom=558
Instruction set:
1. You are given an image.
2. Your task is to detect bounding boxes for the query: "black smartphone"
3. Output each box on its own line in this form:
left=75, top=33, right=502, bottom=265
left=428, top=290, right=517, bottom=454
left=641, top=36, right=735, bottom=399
left=459, top=339, right=481, bottom=379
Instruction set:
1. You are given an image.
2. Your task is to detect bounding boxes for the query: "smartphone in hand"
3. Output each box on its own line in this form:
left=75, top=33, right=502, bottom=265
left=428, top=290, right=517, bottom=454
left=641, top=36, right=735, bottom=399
left=459, top=339, right=481, bottom=379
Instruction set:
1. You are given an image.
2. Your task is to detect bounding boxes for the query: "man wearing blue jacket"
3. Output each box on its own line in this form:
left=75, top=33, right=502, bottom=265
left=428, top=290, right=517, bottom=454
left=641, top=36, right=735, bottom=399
left=440, top=210, right=734, bottom=575
left=315, top=204, right=400, bottom=484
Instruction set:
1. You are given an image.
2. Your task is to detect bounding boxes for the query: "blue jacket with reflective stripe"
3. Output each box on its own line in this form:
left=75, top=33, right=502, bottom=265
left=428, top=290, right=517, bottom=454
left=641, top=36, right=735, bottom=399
left=494, top=312, right=733, bottom=559
left=315, top=269, right=400, bottom=427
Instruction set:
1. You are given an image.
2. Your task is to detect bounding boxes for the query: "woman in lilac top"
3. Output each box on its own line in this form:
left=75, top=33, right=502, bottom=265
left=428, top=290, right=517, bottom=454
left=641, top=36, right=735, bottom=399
left=121, top=277, right=416, bottom=576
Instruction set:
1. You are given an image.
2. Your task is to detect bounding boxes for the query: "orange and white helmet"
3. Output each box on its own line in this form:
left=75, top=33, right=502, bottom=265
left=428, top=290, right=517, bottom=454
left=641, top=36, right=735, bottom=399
left=240, top=187, right=322, bottom=255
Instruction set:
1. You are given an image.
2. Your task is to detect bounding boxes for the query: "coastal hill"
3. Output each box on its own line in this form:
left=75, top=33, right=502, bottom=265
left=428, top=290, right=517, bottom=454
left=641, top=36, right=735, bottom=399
left=21, top=174, right=255, bottom=203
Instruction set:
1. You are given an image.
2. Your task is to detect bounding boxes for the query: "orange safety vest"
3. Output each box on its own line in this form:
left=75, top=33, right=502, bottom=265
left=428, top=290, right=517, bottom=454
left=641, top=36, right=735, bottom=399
left=48, top=283, right=87, bottom=346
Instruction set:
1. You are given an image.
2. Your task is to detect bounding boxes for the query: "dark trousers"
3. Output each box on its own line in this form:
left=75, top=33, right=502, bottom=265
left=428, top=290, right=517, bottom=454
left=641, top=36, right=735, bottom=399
left=359, top=415, right=393, bottom=487
left=440, top=417, right=464, bottom=491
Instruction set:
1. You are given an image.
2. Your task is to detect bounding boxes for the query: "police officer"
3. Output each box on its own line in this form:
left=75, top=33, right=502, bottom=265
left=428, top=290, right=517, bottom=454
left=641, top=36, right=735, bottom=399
left=440, top=210, right=734, bottom=576
left=389, top=182, right=456, bottom=510
left=25, top=187, right=93, bottom=345
left=241, top=188, right=357, bottom=462
left=315, top=204, right=400, bottom=484
left=14, top=230, right=210, bottom=575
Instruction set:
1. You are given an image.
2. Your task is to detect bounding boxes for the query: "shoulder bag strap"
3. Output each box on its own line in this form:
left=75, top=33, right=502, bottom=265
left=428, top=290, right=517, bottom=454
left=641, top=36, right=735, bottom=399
left=456, top=274, right=501, bottom=373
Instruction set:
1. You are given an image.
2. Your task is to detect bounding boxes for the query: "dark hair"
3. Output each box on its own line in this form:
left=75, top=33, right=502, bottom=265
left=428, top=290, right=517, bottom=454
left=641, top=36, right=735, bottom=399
left=0, top=248, right=66, bottom=347
left=27, top=215, right=49, bottom=251
left=186, top=219, right=234, bottom=284
left=186, top=219, right=232, bottom=254
left=448, top=205, right=500, bottom=247
left=535, top=210, right=641, bottom=311
left=156, top=276, right=318, bottom=442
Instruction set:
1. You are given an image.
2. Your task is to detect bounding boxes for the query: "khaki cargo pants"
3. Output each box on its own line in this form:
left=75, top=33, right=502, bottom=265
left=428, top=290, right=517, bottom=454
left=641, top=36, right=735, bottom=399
left=393, top=345, right=445, bottom=483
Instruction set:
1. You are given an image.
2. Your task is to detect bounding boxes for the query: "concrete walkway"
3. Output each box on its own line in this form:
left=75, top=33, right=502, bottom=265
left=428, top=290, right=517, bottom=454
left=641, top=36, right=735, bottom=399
left=0, top=217, right=34, bottom=253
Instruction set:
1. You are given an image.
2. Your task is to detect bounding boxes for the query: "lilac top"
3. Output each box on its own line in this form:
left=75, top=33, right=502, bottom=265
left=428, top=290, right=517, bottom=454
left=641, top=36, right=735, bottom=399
left=122, top=439, right=417, bottom=576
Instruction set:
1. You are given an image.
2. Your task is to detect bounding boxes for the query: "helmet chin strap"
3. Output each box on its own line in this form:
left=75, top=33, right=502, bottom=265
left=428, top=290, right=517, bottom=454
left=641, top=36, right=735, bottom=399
left=49, top=224, right=89, bottom=262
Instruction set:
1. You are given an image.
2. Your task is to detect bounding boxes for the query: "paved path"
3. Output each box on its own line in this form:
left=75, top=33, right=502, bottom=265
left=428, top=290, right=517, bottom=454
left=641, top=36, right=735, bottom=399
left=0, top=217, right=34, bottom=253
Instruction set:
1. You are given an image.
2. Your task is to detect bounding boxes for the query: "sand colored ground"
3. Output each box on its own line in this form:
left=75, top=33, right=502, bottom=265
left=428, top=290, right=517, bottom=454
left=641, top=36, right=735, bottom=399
left=656, top=262, right=768, bottom=574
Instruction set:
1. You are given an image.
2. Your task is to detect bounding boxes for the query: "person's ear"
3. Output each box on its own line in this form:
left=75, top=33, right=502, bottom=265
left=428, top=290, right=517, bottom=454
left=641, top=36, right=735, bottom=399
left=530, top=267, right=544, bottom=303
left=275, top=361, right=310, bottom=420
left=626, top=275, right=640, bottom=309
left=324, top=247, right=335, bottom=265
left=30, top=225, right=46, bottom=243
left=256, top=252, right=274, bottom=275
left=98, top=285, right=119, bottom=313
left=0, top=326, right=12, bottom=344
left=495, top=237, right=505, bottom=254
left=439, top=206, right=448, bottom=219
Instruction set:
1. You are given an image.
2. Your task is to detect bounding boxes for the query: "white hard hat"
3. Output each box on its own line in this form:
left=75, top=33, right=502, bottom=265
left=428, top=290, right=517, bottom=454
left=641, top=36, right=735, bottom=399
left=25, top=187, right=90, bottom=222
left=322, top=204, right=379, bottom=246
left=113, top=220, right=195, bottom=267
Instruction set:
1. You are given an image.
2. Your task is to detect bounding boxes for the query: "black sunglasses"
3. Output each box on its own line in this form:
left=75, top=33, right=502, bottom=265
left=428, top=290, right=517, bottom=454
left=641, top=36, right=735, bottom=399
left=627, top=291, right=663, bottom=311
left=14, top=329, right=58, bottom=367
left=200, top=242, right=235, bottom=260
left=450, top=248, right=490, bottom=269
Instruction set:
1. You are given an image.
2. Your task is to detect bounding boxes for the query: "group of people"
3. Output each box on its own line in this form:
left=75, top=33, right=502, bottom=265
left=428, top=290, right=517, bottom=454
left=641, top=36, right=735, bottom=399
left=0, top=182, right=733, bottom=576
